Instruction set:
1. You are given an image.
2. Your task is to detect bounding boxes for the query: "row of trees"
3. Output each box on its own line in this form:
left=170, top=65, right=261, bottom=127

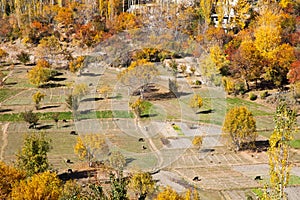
left=0, top=131, right=201, bottom=199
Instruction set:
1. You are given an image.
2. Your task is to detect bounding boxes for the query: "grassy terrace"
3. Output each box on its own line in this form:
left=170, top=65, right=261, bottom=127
left=0, top=110, right=134, bottom=122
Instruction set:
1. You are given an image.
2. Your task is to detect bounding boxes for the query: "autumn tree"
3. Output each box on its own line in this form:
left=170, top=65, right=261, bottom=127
left=189, top=94, right=203, bottom=112
left=21, top=110, right=39, bottom=129
left=129, top=171, right=155, bottom=200
left=59, top=180, right=84, bottom=200
left=74, top=134, right=108, bottom=166
left=0, top=162, right=26, bottom=199
left=168, top=78, right=178, bottom=94
left=114, top=12, right=140, bottom=31
left=27, top=59, right=52, bottom=87
left=108, top=151, right=126, bottom=176
left=110, top=172, right=128, bottom=200
left=130, top=98, right=146, bottom=118
left=54, top=6, right=73, bottom=25
left=37, top=35, right=61, bottom=62
left=65, top=94, right=80, bottom=113
left=99, top=85, right=112, bottom=99
left=73, top=83, right=88, bottom=97
left=222, top=106, right=257, bottom=151
left=32, top=91, right=46, bottom=110
left=0, top=48, right=8, bottom=62
left=288, top=60, right=300, bottom=84
left=69, top=56, right=85, bottom=74
left=264, top=102, right=297, bottom=199
left=11, top=171, right=62, bottom=200
left=155, top=186, right=183, bottom=200
left=192, top=136, right=203, bottom=149
left=229, top=39, right=263, bottom=90
left=232, top=0, right=251, bottom=30
left=199, top=0, right=214, bottom=30
left=253, top=9, right=296, bottom=86
left=118, top=59, right=159, bottom=99
left=15, top=132, right=51, bottom=176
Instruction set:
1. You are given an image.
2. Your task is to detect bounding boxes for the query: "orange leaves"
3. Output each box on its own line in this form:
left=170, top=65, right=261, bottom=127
left=54, top=7, right=73, bottom=25
left=114, top=12, right=140, bottom=32
left=288, top=60, right=300, bottom=83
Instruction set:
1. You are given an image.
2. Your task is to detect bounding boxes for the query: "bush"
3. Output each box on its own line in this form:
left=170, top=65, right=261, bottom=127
left=249, top=93, right=257, bottom=101
left=192, top=136, right=203, bottom=149
left=260, top=91, right=269, bottom=99
left=194, top=80, right=202, bottom=85
left=235, top=82, right=246, bottom=95
left=17, top=51, right=30, bottom=65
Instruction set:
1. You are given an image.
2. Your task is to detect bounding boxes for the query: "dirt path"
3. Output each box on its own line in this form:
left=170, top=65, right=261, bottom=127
left=0, top=122, right=10, bottom=161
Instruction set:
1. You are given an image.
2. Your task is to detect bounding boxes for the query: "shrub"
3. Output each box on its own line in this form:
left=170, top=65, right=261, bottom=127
left=192, top=136, right=203, bottom=149
left=260, top=91, right=269, bottom=99
left=194, top=80, right=202, bottom=85
left=235, top=81, right=246, bottom=95
left=17, top=51, right=30, bottom=65
left=249, top=93, right=257, bottom=101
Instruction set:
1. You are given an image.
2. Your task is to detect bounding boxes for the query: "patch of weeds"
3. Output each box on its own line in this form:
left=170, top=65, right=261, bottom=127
left=290, top=140, right=300, bottom=149
left=289, top=175, right=300, bottom=185
left=252, top=188, right=263, bottom=199
left=172, top=124, right=184, bottom=136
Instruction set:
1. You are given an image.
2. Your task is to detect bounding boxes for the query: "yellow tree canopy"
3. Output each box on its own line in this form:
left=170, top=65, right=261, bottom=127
left=11, top=171, right=62, bottom=200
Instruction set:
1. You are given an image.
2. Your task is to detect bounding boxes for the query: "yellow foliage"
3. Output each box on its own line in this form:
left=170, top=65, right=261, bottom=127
left=192, top=136, right=203, bottom=148
left=222, top=106, right=257, bottom=150
left=98, top=85, right=112, bottom=99
left=11, top=171, right=62, bottom=200
left=0, top=162, right=25, bottom=199
left=54, top=7, right=73, bottom=25
left=209, top=45, right=229, bottom=72
left=27, top=59, right=51, bottom=86
left=32, top=91, right=46, bottom=109
left=74, top=134, right=106, bottom=161
left=73, top=83, right=88, bottom=96
left=69, top=56, right=85, bottom=73
left=155, top=186, right=184, bottom=200
left=129, top=172, right=155, bottom=198
left=74, top=137, right=87, bottom=160
left=189, top=94, right=203, bottom=110
left=0, top=48, right=8, bottom=60
left=222, top=76, right=235, bottom=95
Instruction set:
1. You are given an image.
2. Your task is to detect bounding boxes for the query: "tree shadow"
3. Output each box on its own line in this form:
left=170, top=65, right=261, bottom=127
left=254, top=140, right=269, bottom=152
left=36, top=124, right=53, bottom=130
left=49, top=77, right=67, bottom=82
left=40, top=105, right=60, bottom=110
left=81, top=72, right=102, bottom=77
left=58, top=169, right=97, bottom=181
left=0, top=108, right=12, bottom=113
left=197, top=109, right=215, bottom=114
left=176, top=91, right=192, bottom=97
left=141, top=113, right=158, bottom=118
left=125, top=158, right=136, bottom=166
left=39, top=83, right=66, bottom=88
left=81, top=97, right=103, bottom=102
left=200, top=148, right=215, bottom=153
left=5, top=82, right=17, bottom=86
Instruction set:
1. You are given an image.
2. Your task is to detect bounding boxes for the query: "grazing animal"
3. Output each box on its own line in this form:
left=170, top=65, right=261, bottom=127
left=62, top=119, right=67, bottom=123
left=66, top=159, right=71, bottom=163
left=70, top=131, right=77, bottom=135
left=254, top=176, right=262, bottom=180
left=142, top=145, right=147, bottom=150
left=193, top=176, right=201, bottom=181
left=138, top=138, right=144, bottom=142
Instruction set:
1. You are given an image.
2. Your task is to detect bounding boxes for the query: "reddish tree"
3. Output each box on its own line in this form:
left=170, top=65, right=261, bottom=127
left=288, top=60, right=300, bottom=84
